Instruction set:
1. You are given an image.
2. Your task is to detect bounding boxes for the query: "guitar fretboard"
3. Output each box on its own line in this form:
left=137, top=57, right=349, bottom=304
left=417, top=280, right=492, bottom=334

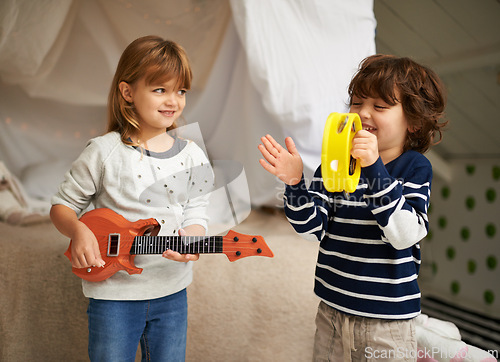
left=131, top=236, right=224, bottom=255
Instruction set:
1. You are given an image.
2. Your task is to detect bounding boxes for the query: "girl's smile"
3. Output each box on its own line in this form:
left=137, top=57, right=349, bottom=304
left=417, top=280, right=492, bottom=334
left=159, top=110, right=176, bottom=117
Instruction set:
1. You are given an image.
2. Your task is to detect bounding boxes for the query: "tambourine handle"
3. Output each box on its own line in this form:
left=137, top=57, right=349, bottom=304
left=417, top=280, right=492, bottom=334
left=321, top=113, right=361, bottom=193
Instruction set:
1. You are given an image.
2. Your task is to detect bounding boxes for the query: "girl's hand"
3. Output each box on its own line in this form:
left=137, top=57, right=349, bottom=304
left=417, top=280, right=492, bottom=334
left=70, top=221, right=106, bottom=268
left=351, top=130, right=379, bottom=167
left=50, top=204, right=105, bottom=268
left=162, top=228, right=200, bottom=262
left=258, top=134, right=303, bottom=185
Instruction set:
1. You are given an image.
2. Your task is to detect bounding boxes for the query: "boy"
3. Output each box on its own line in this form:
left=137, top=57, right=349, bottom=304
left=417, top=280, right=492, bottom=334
left=258, top=55, right=447, bottom=361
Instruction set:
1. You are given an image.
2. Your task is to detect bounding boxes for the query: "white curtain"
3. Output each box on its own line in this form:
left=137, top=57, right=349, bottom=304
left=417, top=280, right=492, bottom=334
left=0, top=0, right=375, bottom=207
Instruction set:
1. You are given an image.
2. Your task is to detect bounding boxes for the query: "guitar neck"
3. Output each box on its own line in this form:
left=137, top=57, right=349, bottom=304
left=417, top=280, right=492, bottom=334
left=131, top=235, right=224, bottom=255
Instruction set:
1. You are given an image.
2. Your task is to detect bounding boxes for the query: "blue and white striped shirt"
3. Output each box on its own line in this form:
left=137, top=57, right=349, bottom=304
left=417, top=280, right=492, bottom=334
left=284, top=151, right=431, bottom=319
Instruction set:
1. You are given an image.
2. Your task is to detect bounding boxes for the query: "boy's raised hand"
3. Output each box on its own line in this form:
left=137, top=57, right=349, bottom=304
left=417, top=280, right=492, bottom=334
left=351, top=130, right=379, bottom=167
left=258, top=134, right=303, bottom=185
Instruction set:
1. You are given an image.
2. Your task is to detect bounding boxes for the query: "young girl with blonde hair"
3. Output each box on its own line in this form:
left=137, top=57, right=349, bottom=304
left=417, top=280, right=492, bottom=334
left=51, top=35, right=211, bottom=361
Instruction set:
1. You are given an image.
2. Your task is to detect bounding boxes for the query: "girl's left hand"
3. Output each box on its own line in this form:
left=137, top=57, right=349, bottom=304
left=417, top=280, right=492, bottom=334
left=162, top=228, right=200, bottom=262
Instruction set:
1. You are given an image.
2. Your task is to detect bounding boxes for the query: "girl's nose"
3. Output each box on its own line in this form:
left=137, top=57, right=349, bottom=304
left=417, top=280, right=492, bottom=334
left=164, top=92, right=177, bottom=106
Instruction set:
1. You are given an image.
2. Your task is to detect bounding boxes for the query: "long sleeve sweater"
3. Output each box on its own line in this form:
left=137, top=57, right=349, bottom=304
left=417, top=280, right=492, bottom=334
left=52, top=132, right=212, bottom=300
left=284, top=151, right=432, bottom=319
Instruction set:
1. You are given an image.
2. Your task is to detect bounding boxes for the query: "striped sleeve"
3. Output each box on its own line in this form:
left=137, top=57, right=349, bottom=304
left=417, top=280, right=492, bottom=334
left=283, top=169, right=331, bottom=242
left=362, top=157, right=432, bottom=250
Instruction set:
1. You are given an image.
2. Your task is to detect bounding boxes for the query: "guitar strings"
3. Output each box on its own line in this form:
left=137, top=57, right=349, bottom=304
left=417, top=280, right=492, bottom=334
left=88, top=233, right=267, bottom=253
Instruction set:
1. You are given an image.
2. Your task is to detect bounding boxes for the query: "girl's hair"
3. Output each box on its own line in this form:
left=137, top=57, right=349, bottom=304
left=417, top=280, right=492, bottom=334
left=348, top=54, right=447, bottom=153
left=107, top=35, right=193, bottom=145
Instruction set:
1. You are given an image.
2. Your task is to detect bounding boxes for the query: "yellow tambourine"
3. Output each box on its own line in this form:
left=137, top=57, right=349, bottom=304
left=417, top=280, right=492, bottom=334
left=321, top=113, right=361, bottom=193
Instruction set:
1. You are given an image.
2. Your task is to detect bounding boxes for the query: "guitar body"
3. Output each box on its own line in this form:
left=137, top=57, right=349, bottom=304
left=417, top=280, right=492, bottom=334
left=64, top=208, right=159, bottom=282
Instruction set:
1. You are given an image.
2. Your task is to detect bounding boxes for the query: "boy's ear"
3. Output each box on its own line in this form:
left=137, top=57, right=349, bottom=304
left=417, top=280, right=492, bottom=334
left=407, top=121, right=421, bottom=133
left=119, top=81, right=133, bottom=103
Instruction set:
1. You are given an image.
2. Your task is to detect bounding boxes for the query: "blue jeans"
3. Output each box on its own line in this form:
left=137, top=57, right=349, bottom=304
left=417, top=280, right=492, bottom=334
left=87, top=289, right=187, bottom=362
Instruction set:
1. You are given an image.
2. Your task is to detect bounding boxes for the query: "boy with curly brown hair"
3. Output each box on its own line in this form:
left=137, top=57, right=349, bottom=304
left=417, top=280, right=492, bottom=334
left=259, top=55, right=447, bottom=361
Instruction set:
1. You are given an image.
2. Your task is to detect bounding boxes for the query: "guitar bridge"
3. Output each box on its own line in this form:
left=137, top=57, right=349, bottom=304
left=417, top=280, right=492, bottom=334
left=107, top=233, right=120, bottom=257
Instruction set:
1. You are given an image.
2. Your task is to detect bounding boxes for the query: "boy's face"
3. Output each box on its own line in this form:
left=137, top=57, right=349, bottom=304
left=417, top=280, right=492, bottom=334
left=350, top=95, right=408, bottom=163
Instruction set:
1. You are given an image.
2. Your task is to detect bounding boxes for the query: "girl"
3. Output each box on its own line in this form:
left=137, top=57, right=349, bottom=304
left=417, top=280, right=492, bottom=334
left=259, top=55, right=447, bottom=361
left=50, top=36, right=211, bottom=361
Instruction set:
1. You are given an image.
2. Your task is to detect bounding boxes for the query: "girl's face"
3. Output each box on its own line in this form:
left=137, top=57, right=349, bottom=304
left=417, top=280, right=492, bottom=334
left=120, top=76, right=186, bottom=140
left=350, top=94, right=408, bottom=163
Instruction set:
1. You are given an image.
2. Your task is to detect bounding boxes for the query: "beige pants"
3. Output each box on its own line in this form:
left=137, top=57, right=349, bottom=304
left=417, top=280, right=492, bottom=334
left=313, top=301, right=417, bottom=362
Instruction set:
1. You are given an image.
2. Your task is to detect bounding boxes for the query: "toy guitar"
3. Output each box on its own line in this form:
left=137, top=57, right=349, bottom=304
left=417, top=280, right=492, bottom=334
left=321, top=112, right=361, bottom=193
left=64, top=208, right=273, bottom=282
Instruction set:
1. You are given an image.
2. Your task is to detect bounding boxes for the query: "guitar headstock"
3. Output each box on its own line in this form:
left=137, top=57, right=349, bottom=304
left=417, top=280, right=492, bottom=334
left=222, top=230, right=274, bottom=261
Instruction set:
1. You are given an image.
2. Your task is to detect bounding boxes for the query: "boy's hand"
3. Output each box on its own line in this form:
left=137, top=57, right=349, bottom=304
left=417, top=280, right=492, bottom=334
left=70, top=222, right=106, bottom=268
left=351, top=130, right=379, bottom=167
left=258, top=135, right=303, bottom=185
left=162, top=228, right=200, bottom=262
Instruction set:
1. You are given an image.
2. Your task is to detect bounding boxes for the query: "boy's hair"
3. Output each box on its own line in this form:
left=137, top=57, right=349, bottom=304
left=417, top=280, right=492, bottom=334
left=348, top=54, right=447, bottom=153
left=107, top=35, right=193, bottom=144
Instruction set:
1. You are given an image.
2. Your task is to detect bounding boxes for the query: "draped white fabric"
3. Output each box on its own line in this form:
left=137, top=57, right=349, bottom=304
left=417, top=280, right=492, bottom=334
left=0, top=0, right=230, bottom=104
left=0, top=0, right=375, bottom=206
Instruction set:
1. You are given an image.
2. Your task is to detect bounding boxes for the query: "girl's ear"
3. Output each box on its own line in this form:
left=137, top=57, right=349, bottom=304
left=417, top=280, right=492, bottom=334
left=119, top=81, right=133, bottom=103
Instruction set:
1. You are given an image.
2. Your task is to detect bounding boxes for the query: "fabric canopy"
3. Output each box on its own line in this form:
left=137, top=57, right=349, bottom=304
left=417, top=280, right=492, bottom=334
left=0, top=0, right=376, bottom=207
